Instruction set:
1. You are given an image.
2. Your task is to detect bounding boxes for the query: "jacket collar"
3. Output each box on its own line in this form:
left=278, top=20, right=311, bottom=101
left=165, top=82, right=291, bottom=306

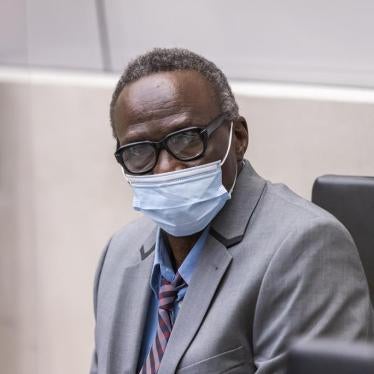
left=210, top=160, right=266, bottom=247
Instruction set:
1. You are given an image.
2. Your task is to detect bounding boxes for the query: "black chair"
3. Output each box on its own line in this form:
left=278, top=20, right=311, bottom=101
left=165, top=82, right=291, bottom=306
left=312, top=175, right=374, bottom=305
left=287, top=339, right=374, bottom=374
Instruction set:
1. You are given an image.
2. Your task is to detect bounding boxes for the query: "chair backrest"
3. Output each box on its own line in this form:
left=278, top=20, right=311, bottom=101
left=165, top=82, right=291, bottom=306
left=287, top=339, right=374, bottom=374
left=312, top=175, right=374, bottom=305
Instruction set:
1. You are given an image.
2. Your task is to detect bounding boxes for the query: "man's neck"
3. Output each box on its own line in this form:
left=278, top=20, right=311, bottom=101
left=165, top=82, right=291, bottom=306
left=164, top=231, right=202, bottom=270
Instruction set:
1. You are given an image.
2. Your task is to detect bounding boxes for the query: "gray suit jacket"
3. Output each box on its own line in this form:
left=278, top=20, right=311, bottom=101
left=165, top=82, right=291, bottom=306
left=90, top=161, right=374, bottom=374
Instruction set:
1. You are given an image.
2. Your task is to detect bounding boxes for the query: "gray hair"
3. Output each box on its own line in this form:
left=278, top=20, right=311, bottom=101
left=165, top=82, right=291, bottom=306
left=110, top=47, right=239, bottom=137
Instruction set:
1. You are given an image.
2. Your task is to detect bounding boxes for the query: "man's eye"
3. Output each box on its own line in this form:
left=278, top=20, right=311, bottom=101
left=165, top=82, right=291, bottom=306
left=129, top=146, right=142, bottom=156
left=179, top=135, right=192, bottom=144
left=173, top=131, right=198, bottom=144
left=124, top=144, right=149, bottom=161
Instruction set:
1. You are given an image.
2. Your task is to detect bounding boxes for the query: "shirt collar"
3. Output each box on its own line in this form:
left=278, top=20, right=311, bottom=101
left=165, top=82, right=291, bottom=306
left=150, top=227, right=210, bottom=296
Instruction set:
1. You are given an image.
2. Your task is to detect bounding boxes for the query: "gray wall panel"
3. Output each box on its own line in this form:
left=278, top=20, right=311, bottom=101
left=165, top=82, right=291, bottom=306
left=0, top=0, right=103, bottom=70
left=1, top=2, right=374, bottom=86
left=106, top=0, right=374, bottom=87
left=0, top=0, right=28, bottom=66
left=26, top=0, right=103, bottom=70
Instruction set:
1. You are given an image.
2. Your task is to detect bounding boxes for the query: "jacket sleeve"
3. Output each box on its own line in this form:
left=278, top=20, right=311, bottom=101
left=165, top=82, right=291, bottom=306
left=89, top=238, right=111, bottom=374
left=252, top=217, right=374, bottom=374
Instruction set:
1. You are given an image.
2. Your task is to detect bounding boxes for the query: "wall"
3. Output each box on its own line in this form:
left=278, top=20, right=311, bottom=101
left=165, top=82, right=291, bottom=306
left=1, top=69, right=374, bottom=373
left=2, top=1, right=374, bottom=87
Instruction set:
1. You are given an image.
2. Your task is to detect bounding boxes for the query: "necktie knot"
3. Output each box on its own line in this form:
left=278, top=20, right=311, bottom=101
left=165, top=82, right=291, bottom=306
left=158, top=273, right=185, bottom=311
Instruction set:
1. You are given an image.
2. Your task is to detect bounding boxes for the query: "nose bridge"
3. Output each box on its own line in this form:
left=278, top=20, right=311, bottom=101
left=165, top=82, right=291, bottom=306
left=153, top=148, right=183, bottom=174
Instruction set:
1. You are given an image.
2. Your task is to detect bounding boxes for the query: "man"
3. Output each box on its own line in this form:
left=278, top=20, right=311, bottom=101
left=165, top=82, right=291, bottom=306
left=90, top=48, right=373, bottom=374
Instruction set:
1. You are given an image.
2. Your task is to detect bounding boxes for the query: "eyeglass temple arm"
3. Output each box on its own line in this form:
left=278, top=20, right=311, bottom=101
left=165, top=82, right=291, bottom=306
left=205, top=114, right=229, bottom=136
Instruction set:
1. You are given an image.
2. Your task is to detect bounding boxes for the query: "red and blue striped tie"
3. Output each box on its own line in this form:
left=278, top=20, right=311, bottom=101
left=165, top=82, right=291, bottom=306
left=140, top=273, right=185, bottom=374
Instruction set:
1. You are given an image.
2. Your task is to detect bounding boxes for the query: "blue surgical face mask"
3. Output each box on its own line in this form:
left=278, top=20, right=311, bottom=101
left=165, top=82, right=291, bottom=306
left=124, top=122, right=236, bottom=237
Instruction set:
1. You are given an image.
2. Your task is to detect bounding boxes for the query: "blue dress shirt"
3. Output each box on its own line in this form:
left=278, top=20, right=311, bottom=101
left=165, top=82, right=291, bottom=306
left=137, top=227, right=210, bottom=371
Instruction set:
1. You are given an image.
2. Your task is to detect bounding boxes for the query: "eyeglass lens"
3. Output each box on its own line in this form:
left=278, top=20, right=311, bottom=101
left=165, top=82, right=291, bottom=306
left=121, top=129, right=205, bottom=173
left=123, top=143, right=157, bottom=174
left=165, top=130, right=204, bottom=160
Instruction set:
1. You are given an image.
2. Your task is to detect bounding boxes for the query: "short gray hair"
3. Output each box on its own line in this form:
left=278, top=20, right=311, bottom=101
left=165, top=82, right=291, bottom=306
left=110, top=48, right=239, bottom=137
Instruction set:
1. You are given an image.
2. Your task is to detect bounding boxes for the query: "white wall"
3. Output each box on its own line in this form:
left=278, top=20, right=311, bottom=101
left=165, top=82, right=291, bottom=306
left=1, top=69, right=374, bottom=374
left=2, top=1, right=374, bottom=87
left=0, top=0, right=102, bottom=69
left=105, top=0, right=374, bottom=87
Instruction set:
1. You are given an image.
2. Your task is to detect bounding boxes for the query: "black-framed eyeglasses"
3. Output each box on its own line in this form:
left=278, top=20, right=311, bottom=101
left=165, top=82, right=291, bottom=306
left=115, top=113, right=228, bottom=175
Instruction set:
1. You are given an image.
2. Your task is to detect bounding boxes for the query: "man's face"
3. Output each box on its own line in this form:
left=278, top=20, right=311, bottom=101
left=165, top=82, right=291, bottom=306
left=113, top=70, right=247, bottom=191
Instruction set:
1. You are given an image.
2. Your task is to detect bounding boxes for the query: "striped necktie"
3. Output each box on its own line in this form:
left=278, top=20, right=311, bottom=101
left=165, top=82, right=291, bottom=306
left=140, top=273, right=185, bottom=374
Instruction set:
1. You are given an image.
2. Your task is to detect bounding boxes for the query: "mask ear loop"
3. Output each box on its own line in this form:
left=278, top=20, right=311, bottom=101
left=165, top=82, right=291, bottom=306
left=122, top=167, right=128, bottom=178
left=220, top=121, right=233, bottom=166
left=228, top=166, right=238, bottom=195
left=220, top=122, right=238, bottom=195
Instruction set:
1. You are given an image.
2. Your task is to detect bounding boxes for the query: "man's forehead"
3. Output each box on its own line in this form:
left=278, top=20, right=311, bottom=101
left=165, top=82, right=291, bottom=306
left=114, top=70, right=219, bottom=125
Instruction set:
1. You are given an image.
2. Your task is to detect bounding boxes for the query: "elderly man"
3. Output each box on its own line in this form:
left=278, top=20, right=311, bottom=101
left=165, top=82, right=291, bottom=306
left=90, top=48, right=373, bottom=374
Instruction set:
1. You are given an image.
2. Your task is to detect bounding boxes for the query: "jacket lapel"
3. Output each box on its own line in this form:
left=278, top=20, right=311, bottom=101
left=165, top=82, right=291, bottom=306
left=158, top=234, right=232, bottom=374
left=158, top=161, right=267, bottom=373
left=106, top=227, right=157, bottom=374
left=211, top=160, right=266, bottom=247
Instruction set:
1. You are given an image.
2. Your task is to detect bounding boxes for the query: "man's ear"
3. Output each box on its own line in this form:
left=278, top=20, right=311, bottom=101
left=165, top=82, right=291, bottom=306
left=233, top=116, right=249, bottom=162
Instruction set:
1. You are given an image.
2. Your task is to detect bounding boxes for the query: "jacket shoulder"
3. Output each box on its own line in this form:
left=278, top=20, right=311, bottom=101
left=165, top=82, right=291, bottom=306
left=240, top=179, right=358, bottom=273
left=105, top=216, right=156, bottom=267
left=260, top=180, right=351, bottom=235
